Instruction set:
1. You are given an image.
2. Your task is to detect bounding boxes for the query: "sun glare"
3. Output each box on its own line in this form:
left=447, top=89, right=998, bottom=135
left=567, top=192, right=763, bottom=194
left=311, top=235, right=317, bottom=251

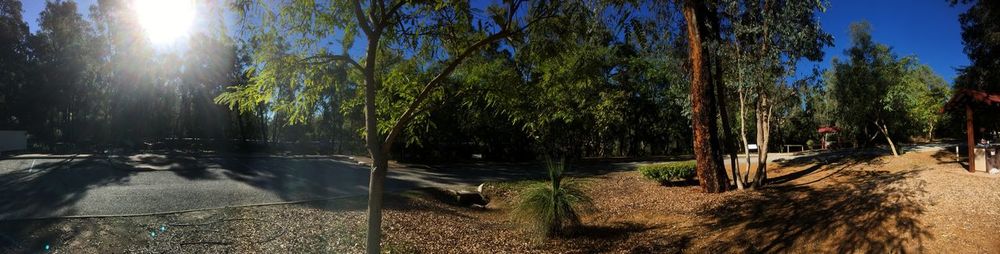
left=134, top=0, right=196, bottom=44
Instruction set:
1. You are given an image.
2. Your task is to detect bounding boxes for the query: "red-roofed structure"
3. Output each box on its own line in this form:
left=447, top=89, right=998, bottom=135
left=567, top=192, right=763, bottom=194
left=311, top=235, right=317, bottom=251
left=817, top=126, right=840, bottom=134
left=817, top=126, right=841, bottom=150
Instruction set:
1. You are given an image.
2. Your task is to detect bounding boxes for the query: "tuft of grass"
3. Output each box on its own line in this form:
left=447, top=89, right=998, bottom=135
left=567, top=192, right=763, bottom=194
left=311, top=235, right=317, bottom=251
left=637, top=160, right=697, bottom=183
left=509, top=159, right=593, bottom=241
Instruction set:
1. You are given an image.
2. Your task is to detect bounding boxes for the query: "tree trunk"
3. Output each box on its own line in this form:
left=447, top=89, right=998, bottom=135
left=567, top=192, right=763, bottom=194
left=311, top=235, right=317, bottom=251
left=928, top=123, right=935, bottom=142
left=751, top=95, right=772, bottom=188
left=363, top=32, right=385, bottom=254
left=365, top=156, right=388, bottom=251
left=877, top=120, right=899, bottom=157
left=717, top=71, right=741, bottom=190
left=683, top=0, right=728, bottom=193
left=738, top=88, right=751, bottom=189
left=704, top=2, right=740, bottom=190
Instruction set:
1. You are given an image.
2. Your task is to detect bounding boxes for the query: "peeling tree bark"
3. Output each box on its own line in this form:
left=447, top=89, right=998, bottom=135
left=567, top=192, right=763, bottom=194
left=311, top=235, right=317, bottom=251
left=684, top=0, right=728, bottom=193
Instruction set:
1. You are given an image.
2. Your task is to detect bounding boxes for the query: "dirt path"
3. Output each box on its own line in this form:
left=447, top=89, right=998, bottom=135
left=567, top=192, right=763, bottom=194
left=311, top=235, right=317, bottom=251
left=385, top=148, right=1000, bottom=253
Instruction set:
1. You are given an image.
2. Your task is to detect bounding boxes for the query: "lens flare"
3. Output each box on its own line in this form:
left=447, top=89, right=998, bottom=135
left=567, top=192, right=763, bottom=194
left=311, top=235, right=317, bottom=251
left=134, top=0, right=195, bottom=44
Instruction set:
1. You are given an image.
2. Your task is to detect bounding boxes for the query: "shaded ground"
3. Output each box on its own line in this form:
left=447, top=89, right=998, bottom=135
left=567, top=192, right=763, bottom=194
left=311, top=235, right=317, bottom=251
left=0, top=154, right=626, bottom=220
left=3, top=148, right=999, bottom=253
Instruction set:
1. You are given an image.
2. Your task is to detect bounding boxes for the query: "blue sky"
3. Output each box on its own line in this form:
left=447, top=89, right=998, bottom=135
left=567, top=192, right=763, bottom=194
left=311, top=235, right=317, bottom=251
left=22, top=0, right=96, bottom=28
left=22, top=0, right=973, bottom=83
left=795, top=0, right=972, bottom=83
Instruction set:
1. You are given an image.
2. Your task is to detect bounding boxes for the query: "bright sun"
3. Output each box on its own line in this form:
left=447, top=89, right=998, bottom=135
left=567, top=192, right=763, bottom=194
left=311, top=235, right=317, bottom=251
left=134, top=0, right=196, bottom=44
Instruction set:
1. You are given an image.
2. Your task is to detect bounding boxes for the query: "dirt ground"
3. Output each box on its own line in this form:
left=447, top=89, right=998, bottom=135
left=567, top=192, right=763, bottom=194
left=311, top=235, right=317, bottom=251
left=2, top=148, right=999, bottom=253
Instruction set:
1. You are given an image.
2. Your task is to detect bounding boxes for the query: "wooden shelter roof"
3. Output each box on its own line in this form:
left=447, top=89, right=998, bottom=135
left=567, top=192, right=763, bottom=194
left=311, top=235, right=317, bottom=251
left=817, top=126, right=840, bottom=133
left=944, top=89, right=1000, bottom=111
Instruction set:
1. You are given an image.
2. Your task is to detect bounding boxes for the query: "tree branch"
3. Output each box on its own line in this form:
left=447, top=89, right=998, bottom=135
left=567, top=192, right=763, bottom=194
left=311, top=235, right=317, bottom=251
left=379, top=0, right=558, bottom=153
left=302, top=53, right=363, bottom=71
left=379, top=0, right=407, bottom=29
left=353, top=0, right=373, bottom=37
left=380, top=31, right=510, bottom=153
left=387, top=0, right=406, bottom=19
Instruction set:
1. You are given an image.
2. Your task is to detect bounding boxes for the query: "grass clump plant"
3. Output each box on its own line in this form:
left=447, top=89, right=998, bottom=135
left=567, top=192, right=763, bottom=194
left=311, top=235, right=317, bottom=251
left=509, top=159, right=593, bottom=241
left=637, top=160, right=697, bottom=183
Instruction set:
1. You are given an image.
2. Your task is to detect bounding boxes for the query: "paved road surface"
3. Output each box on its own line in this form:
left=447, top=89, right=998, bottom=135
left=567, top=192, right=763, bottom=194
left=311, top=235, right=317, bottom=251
left=0, top=154, right=643, bottom=220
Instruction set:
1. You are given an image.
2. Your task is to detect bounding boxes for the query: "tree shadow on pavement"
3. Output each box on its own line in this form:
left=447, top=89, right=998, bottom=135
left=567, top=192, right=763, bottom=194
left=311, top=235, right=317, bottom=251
left=0, top=157, right=138, bottom=220
left=117, top=153, right=212, bottom=180
left=217, top=158, right=371, bottom=202
left=0, top=156, right=140, bottom=252
left=699, top=168, right=931, bottom=253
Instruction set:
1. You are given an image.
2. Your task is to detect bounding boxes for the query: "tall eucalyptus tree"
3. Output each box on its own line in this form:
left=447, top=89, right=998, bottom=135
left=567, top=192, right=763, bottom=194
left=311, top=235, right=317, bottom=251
left=721, top=0, right=831, bottom=188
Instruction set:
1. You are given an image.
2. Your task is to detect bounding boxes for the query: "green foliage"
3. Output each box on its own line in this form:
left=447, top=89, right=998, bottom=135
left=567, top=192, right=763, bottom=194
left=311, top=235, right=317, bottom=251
left=825, top=22, right=952, bottom=146
left=953, top=0, right=1000, bottom=92
left=509, top=159, right=592, bottom=240
left=904, top=64, right=952, bottom=139
left=826, top=22, right=903, bottom=143
left=945, top=0, right=999, bottom=141
left=218, top=0, right=575, bottom=160
left=637, top=161, right=697, bottom=183
left=441, top=3, right=694, bottom=158
left=0, top=0, right=34, bottom=130
left=706, top=0, right=833, bottom=152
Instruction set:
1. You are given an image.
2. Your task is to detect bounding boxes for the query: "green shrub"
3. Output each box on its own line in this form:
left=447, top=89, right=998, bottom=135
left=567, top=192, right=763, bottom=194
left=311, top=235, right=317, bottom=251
left=637, top=161, right=697, bottom=182
left=509, top=159, right=593, bottom=241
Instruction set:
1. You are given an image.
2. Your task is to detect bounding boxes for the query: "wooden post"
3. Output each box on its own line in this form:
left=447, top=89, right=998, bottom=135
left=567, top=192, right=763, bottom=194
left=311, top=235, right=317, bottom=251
left=967, top=105, right=976, bottom=173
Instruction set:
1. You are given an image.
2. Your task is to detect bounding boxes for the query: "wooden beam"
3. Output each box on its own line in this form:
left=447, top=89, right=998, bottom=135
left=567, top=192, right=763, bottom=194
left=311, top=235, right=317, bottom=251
left=967, top=104, right=976, bottom=173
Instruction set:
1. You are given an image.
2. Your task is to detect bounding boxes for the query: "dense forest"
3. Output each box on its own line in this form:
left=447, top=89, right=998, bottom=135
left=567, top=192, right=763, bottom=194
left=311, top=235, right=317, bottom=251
left=0, top=0, right=972, bottom=164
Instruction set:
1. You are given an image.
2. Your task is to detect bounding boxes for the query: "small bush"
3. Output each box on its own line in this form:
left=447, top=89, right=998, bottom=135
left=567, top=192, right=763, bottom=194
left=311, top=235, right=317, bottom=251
left=638, top=161, right=697, bottom=183
left=509, top=159, right=593, bottom=241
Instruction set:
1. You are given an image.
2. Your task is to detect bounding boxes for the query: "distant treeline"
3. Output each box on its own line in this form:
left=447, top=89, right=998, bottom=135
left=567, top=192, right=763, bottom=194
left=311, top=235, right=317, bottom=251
left=0, top=0, right=366, bottom=154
